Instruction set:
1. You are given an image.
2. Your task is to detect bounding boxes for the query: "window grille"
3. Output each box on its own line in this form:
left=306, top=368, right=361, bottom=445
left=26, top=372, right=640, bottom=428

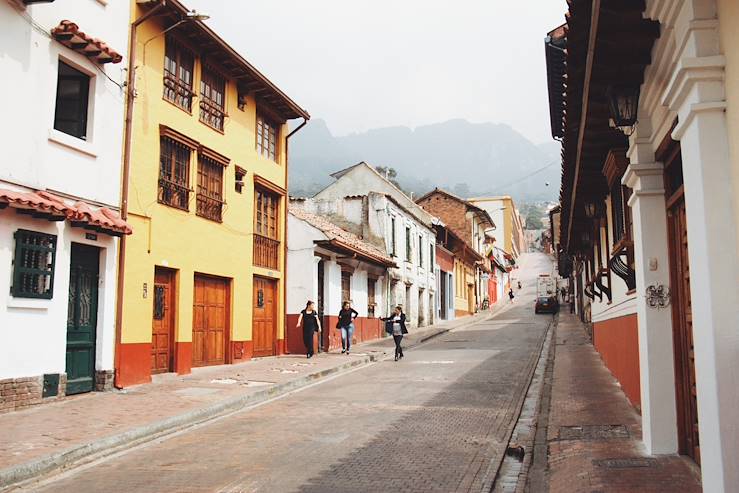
left=158, top=136, right=191, bottom=210
left=12, top=230, right=57, bottom=299
left=163, top=36, right=194, bottom=111
left=200, top=66, right=226, bottom=131
left=256, top=115, right=278, bottom=161
left=196, top=155, right=225, bottom=222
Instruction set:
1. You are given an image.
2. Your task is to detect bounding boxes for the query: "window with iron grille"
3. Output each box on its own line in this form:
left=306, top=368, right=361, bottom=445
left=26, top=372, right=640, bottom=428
left=256, top=115, right=278, bottom=161
left=12, top=230, right=57, bottom=299
left=158, top=136, right=191, bottom=210
left=163, top=36, right=194, bottom=112
left=196, top=155, right=225, bottom=222
left=54, top=60, right=90, bottom=140
left=200, top=66, right=226, bottom=131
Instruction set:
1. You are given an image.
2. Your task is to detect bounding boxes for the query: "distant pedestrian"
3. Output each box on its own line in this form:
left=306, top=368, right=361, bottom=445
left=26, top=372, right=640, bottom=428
left=508, top=288, right=515, bottom=303
left=338, top=301, right=358, bottom=354
left=296, top=301, right=321, bottom=358
left=381, top=306, right=408, bottom=361
left=560, top=287, right=567, bottom=303
left=517, top=281, right=522, bottom=290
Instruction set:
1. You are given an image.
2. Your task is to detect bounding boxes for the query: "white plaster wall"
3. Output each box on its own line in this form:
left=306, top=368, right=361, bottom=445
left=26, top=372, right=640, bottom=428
left=0, top=208, right=117, bottom=379
left=0, top=1, right=128, bottom=207
left=286, top=215, right=324, bottom=314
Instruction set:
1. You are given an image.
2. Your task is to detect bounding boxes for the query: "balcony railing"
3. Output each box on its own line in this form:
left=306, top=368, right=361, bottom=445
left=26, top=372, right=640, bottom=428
left=158, top=177, right=190, bottom=211
left=254, top=234, right=279, bottom=270
left=196, top=193, right=225, bottom=222
left=199, top=98, right=225, bottom=131
left=163, top=71, right=194, bottom=112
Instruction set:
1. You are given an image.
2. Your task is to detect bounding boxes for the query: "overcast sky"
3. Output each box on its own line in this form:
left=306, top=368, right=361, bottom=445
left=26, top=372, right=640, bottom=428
left=187, top=0, right=566, bottom=145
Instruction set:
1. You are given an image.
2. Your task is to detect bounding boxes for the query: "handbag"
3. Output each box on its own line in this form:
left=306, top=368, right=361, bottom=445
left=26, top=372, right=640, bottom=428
left=384, top=320, right=394, bottom=335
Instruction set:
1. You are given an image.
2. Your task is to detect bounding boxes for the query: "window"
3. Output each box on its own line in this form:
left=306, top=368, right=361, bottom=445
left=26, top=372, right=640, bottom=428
left=163, top=36, right=194, bottom=111
left=234, top=166, right=246, bottom=194
left=341, top=271, right=351, bottom=303
left=418, top=235, right=423, bottom=267
left=54, top=61, right=90, bottom=140
left=253, top=187, right=280, bottom=269
left=196, top=154, right=225, bottom=222
left=158, top=136, right=192, bottom=210
left=367, top=278, right=376, bottom=317
left=405, top=226, right=412, bottom=261
left=430, top=243, right=435, bottom=267
left=12, top=230, right=57, bottom=299
left=390, top=217, right=397, bottom=256
left=200, top=66, right=226, bottom=131
left=256, top=115, right=278, bottom=161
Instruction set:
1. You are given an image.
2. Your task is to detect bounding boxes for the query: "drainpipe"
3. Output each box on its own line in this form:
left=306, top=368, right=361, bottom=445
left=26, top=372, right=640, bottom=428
left=114, top=0, right=166, bottom=389
left=283, top=118, right=308, bottom=353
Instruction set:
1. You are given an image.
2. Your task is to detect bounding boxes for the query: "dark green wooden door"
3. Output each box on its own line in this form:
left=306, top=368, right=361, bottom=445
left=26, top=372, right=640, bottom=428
left=66, top=244, right=99, bottom=395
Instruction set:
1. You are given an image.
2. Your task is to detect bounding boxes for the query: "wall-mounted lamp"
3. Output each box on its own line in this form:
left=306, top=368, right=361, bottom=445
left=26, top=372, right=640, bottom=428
left=584, top=201, right=602, bottom=219
left=606, top=84, right=640, bottom=132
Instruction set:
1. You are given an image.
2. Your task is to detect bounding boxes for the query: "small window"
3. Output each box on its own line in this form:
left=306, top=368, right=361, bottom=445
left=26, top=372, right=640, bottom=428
left=390, top=217, right=396, bottom=256
left=430, top=243, right=434, bottom=267
left=196, top=154, right=225, bottom=222
left=255, top=188, right=279, bottom=240
left=54, top=61, right=90, bottom=140
left=418, top=235, right=423, bottom=267
left=367, top=278, right=376, bottom=317
left=200, top=66, right=226, bottom=131
left=405, top=226, right=412, bottom=261
left=341, top=271, right=351, bottom=303
left=12, top=230, right=57, bottom=299
left=256, top=115, right=278, bottom=161
left=158, top=136, right=192, bottom=210
left=163, top=36, right=194, bottom=111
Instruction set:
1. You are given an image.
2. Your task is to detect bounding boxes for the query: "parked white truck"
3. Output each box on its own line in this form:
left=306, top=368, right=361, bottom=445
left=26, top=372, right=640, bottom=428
left=535, top=274, right=559, bottom=313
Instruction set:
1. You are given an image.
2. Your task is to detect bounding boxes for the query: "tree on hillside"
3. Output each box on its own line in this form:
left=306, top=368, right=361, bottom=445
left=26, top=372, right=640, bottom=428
left=375, top=166, right=405, bottom=191
left=525, top=212, right=544, bottom=230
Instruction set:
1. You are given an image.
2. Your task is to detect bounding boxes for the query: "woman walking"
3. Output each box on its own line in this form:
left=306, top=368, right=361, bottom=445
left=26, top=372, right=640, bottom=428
left=296, top=301, right=321, bottom=358
left=338, top=301, right=358, bottom=354
left=382, top=306, right=408, bottom=361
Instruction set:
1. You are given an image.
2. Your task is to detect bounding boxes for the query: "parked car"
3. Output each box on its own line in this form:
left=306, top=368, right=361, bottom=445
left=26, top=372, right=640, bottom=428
left=535, top=296, right=560, bottom=314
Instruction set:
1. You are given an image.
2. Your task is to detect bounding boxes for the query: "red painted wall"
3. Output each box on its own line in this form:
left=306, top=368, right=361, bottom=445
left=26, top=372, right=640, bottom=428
left=436, top=247, right=454, bottom=273
left=488, top=278, right=497, bottom=305
left=115, top=343, right=152, bottom=388
left=593, top=313, right=641, bottom=409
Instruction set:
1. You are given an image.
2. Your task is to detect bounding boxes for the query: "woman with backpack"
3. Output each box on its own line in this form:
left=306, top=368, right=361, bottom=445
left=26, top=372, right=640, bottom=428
left=381, top=305, right=408, bottom=361
left=337, top=301, right=358, bottom=354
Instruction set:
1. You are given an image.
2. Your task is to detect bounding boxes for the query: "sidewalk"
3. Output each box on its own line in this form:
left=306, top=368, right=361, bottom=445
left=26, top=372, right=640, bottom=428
left=0, top=310, right=495, bottom=490
left=545, top=313, right=701, bottom=492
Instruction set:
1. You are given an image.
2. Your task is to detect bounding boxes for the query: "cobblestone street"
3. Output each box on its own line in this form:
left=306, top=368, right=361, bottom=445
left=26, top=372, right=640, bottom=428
left=16, top=256, right=551, bottom=493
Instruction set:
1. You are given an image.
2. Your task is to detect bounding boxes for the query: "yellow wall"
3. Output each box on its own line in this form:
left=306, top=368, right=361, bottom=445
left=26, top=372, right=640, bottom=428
left=717, top=0, right=739, bottom=258
left=121, top=10, right=288, bottom=346
left=454, top=258, right=475, bottom=312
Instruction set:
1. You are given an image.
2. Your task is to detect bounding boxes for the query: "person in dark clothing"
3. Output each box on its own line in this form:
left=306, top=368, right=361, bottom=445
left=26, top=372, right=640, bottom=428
left=508, top=288, right=515, bottom=302
left=381, top=306, right=408, bottom=361
left=338, top=301, right=358, bottom=354
left=296, top=301, right=321, bottom=358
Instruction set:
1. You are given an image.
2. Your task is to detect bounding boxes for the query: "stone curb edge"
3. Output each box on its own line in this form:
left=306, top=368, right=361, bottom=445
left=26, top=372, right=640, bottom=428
left=0, top=354, right=377, bottom=491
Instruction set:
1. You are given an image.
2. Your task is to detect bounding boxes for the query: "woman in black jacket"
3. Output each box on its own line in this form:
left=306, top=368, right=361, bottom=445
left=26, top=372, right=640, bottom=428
left=381, top=306, right=408, bottom=361
left=338, top=301, right=358, bottom=354
left=296, top=301, right=321, bottom=358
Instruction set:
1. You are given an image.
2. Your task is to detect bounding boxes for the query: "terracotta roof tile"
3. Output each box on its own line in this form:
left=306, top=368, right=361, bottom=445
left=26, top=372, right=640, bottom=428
left=51, top=20, right=123, bottom=64
left=290, top=206, right=394, bottom=267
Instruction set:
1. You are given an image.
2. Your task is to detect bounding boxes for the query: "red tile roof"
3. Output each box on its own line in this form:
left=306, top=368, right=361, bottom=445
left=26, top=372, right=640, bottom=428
left=290, top=206, right=395, bottom=267
left=0, top=189, right=131, bottom=236
left=51, top=20, right=123, bottom=64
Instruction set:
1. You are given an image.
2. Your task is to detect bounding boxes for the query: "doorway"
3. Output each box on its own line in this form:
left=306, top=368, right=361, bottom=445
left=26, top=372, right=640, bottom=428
left=65, top=243, right=99, bottom=395
left=253, top=277, right=277, bottom=357
left=317, top=260, right=325, bottom=352
left=192, top=275, right=229, bottom=367
left=440, top=273, right=447, bottom=319
left=663, top=138, right=700, bottom=465
left=151, top=267, right=175, bottom=374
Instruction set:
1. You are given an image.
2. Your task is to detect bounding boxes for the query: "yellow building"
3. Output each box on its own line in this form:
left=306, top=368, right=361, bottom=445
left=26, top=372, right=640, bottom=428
left=116, top=0, right=308, bottom=386
left=468, top=196, right=525, bottom=258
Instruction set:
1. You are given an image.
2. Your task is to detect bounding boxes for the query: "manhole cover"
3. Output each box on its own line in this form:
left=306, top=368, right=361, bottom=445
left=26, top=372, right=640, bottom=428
left=557, top=425, right=629, bottom=440
left=592, top=458, right=658, bottom=469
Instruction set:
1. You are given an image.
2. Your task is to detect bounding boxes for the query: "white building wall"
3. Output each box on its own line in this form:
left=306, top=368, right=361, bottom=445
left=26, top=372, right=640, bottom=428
left=0, top=2, right=128, bottom=383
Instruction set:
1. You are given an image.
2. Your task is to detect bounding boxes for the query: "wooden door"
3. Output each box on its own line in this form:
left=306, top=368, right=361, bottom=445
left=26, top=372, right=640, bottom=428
left=317, top=260, right=325, bottom=351
left=440, top=273, right=447, bottom=319
left=66, top=244, right=99, bottom=395
left=151, top=268, right=175, bottom=374
left=663, top=139, right=700, bottom=465
left=253, top=277, right=277, bottom=357
left=192, top=275, right=229, bottom=367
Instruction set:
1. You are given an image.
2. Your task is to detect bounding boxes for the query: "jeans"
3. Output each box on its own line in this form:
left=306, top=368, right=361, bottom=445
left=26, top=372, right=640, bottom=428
left=340, top=323, right=355, bottom=351
left=393, top=334, right=404, bottom=358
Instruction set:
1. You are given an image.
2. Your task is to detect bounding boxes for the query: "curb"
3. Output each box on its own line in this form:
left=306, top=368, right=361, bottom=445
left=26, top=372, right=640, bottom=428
left=0, top=354, right=377, bottom=491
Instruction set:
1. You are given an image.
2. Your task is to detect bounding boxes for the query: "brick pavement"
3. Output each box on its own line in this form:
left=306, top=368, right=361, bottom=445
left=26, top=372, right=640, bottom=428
left=546, top=312, right=702, bottom=492
left=0, top=310, right=493, bottom=489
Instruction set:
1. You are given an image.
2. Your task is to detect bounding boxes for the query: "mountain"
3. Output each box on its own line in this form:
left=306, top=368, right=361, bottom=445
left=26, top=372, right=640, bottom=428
left=288, top=118, right=561, bottom=202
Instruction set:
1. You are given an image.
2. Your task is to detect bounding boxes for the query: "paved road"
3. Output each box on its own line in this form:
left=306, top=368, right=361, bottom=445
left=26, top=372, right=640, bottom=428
left=24, top=253, right=554, bottom=493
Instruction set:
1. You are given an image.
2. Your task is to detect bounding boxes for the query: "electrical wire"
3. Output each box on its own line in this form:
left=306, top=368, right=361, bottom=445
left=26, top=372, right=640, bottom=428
left=487, top=161, right=559, bottom=192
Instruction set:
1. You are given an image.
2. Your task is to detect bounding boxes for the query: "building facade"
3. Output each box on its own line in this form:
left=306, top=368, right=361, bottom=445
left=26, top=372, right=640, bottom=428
left=545, top=1, right=739, bottom=489
left=286, top=206, right=394, bottom=352
left=469, top=196, right=525, bottom=260
left=416, top=188, right=494, bottom=312
left=0, top=0, right=131, bottom=411
left=116, top=0, right=308, bottom=386
left=312, top=165, right=438, bottom=328
left=433, top=223, right=456, bottom=321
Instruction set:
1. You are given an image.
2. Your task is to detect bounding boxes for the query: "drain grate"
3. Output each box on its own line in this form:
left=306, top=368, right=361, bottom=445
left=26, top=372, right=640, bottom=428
left=592, top=458, right=658, bottom=469
left=557, top=424, right=629, bottom=441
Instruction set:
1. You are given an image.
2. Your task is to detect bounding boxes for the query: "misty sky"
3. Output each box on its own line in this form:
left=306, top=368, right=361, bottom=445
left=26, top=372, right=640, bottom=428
left=187, top=0, right=566, bottom=145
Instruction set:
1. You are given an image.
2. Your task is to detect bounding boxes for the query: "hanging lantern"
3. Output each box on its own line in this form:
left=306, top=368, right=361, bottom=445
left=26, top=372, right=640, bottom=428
left=606, top=84, right=640, bottom=128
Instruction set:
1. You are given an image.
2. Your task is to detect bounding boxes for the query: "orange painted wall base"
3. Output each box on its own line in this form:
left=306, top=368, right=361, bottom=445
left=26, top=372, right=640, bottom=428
left=285, top=315, right=383, bottom=353
left=593, top=313, right=641, bottom=409
left=115, top=342, right=151, bottom=388
left=175, top=342, right=192, bottom=375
